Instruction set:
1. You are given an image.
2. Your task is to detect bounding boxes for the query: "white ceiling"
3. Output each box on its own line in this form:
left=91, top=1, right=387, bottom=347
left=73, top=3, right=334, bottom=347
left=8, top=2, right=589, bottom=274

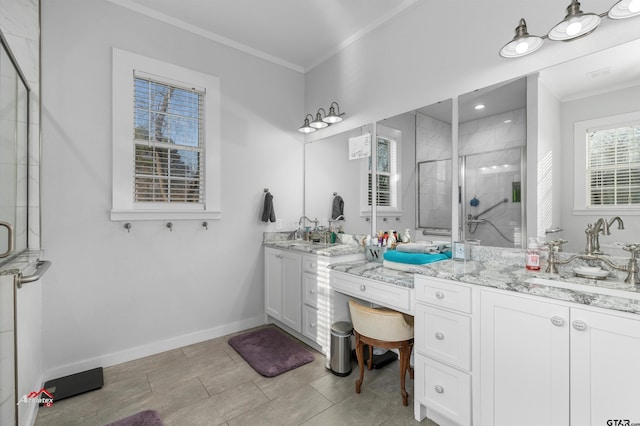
left=106, top=0, right=419, bottom=72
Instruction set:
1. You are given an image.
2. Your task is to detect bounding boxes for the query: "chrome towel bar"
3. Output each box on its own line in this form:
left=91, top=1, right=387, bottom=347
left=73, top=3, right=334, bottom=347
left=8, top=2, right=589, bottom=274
left=17, top=260, right=52, bottom=288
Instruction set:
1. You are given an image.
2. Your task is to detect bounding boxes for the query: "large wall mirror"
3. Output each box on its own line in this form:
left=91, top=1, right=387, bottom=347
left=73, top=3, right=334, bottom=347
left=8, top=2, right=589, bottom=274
left=458, top=78, right=527, bottom=248
left=536, top=37, right=640, bottom=253
left=304, top=125, right=373, bottom=235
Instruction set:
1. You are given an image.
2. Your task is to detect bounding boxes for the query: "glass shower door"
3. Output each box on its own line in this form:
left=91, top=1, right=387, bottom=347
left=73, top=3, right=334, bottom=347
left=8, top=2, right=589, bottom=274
left=462, top=147, right=524, bottom=248
left=0, top=32, right=29, bottom=262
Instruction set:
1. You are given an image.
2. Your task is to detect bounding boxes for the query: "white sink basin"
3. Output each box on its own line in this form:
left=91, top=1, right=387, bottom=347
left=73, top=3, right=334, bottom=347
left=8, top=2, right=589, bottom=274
left=525, top=277, right=640, bottom=300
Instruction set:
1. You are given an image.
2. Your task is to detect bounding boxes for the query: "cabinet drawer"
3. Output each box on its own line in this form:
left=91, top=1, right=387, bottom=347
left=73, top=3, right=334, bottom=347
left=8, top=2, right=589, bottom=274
left=415, top=354, right=471, bottom=426
left=415, top=277, right=471, bottom=313
left=302, top=304, right=319, bottom=342
left=415, top=305, right=471, bottom=370
left=302, top=255, right=318, bottom=274
left=303, top=272, right=319, bottom=308
left=331, top=271, right=413, bottom=314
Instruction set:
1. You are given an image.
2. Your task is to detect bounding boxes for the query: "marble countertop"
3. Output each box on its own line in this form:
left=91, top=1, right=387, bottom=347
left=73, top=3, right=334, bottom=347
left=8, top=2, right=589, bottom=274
left=263, top=240, right=365, bottom=257
left=329, top=248, right=640, bottom=316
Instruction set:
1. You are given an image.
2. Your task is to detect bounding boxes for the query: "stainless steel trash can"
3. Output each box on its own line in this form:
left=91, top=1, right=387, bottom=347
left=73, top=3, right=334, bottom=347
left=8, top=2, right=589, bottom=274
left=330, top=321, right=353, bottom=376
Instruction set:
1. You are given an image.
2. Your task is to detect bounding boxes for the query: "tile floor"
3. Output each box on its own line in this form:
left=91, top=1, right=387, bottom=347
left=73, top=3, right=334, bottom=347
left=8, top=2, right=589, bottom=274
left=34, top=326, right=439, bottom=426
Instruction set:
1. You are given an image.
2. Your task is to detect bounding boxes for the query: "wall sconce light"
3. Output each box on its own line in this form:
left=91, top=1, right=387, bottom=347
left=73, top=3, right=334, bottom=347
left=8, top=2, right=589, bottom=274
left=298, top=114, right=316, bottom=133
left=500, top=0, right=640, bottom=58
left=310, top=108, right=329, bottom=129
left=298, top=102, right=345, bottom=133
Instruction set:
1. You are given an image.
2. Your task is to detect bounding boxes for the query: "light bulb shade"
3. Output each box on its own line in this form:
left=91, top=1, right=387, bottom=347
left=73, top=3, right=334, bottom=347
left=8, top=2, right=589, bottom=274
left=500, top=18, right=543, bottom=58
left=548, top=0, right=601, bottom=41
left=608, top=0, right=640, bottom=19
left=298, top=115, right=316, bottom=133
left=310, top=109, right=329, bottom=128
left=322, top=102, right=344, bottom=123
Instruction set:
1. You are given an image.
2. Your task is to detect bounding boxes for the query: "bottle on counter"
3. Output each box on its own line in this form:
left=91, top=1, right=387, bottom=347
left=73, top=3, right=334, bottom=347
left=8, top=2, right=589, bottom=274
left=403, top=229, right=412, bottom=243
left=525, top=237, right=541, bottom=271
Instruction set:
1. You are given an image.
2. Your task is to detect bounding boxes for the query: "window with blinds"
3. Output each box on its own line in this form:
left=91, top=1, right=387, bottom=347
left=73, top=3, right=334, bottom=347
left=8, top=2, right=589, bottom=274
left=368, top=137, right=397, bottom=207
left=587, top=124, right=640, bottom=206
left=133, top=75, right=205, bottom=204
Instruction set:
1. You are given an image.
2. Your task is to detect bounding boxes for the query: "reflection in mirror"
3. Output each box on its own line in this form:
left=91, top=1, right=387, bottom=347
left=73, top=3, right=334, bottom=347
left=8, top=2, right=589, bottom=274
left=459, top=78, right=526, bottom=248
left=304, top=125, right=373, bottom=235
left=374, top=113, right=416, bottom=241
left=416, top=100, right=453, bottom=238
left=536, top=38, right=640, bottom=253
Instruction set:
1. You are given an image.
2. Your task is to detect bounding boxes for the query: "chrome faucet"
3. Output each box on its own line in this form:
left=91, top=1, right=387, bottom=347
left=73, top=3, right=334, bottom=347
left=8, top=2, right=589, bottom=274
left=298, top=216, right=319, bottom=230
left=585, top=216, right=624, bottom=255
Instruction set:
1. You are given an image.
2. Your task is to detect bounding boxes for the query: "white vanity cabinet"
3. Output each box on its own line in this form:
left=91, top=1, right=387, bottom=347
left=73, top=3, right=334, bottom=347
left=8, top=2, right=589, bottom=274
left=480, top=290, right=570, bottom=426
left=265, top=246, right=363, bottom=355
left=265, top=247, right=302, bottom=332
left=480, top=289, right=640, bottom=426
left=414, top=276, right=473, bottom=426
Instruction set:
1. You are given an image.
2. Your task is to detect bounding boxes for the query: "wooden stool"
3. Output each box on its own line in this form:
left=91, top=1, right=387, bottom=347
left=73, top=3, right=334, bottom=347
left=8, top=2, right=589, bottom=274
left=348, top=300, right=414, bottom=406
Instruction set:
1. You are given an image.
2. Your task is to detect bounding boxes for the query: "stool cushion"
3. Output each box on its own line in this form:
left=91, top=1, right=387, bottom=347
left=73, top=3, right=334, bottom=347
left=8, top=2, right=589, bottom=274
left=348, top=300, right=413, bottom=342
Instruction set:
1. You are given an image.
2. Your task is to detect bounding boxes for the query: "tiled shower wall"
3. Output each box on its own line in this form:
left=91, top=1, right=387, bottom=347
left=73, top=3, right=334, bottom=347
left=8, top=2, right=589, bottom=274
left=0, top=0, right=40, bottom=249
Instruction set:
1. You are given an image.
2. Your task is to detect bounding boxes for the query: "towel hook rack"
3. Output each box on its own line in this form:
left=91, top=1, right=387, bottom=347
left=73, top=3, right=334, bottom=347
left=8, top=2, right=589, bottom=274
left=124, top=223, right=132, bottom=233
left=166, top=222, right=173, bottom=232
left=202, top=221, right=208, bottom=230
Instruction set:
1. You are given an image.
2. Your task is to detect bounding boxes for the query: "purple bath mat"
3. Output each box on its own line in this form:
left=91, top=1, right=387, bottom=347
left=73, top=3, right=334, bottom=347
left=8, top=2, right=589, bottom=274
left=106, top=410, right=163, bottom=426
left=228, top=327, right=315, bottom=377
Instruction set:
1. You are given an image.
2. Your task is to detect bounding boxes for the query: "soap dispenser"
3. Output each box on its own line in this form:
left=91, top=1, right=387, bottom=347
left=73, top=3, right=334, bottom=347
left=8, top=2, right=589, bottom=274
left=525, top=237, right=541, bottom=271
left=403, top=229, right=412, bottom=244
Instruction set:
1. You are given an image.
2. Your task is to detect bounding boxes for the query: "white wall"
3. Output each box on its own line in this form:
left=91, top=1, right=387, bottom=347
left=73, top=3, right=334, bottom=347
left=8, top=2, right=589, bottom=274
left=41, top=0, right=304, bottom=378
left=560, top=85, right=640, bottom=253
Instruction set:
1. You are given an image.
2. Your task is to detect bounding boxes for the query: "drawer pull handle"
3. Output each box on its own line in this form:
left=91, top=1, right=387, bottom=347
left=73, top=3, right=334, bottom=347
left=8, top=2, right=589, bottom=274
left=310, top=323, right=315, bottom=328
left=550, top=316, right=564, bottom=327
left=572, top=320, right=587, bottom=331
left=434, top=385, right=444, bottom=394
left=276, top=254, right=283, bottom=259
left=435, top=291, right=445, bottom=299
left=360, top=285, right=366, bottom=292
left=435, top=332, right=445, bottom=340
left=310, top=289, right=315, bottom=294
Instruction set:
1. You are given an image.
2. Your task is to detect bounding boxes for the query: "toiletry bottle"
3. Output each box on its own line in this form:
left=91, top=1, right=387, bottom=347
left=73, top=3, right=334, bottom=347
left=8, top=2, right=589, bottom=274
left=404, top=229, right=411, bottom=243
left=525, top=238, right=541, bottom=271
left=388, top=230, right=396, bottom=247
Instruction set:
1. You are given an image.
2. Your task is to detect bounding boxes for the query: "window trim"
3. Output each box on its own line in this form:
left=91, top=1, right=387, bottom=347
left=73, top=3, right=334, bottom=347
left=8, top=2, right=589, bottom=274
left=111, top=48, right=221, bottom=221
left=573, top=110, right=640, bottom=216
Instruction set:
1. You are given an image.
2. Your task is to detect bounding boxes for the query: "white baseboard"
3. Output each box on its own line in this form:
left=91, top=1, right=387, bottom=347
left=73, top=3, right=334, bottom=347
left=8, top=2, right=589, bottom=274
left=44, top=315, right=265, bottom=381
left=19, top=373, right=45, bottom=426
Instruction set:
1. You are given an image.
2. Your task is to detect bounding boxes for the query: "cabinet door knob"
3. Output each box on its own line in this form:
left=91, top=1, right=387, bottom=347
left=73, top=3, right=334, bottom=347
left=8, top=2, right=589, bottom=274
left=276, top=254, right=283, bottom=259
left=435, top=332, right=445, bottom=340
left=550, top=316, right=564, bottom=327
left=310, top=289, right=315, bottom=294
left=360, top=285, right=366, bottom=292
left=572, top=320, right=587, bottom=331
left=310, top=323, right=315, bottom=328
left=434, top=385, right=444, bottom=394
left=435, top=291, right=445, bottom=299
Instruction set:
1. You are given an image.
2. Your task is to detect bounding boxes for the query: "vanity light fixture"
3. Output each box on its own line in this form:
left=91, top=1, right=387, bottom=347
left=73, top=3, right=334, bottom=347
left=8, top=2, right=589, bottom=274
left=322, top=102, right=345, bottom=124
left=310, top=108, right=329, bottom=129
left=298, top=102, right=345, bottom=133
left=298, top=114, right=316, bottom=133
left=500, top=0, right=640, bottom=58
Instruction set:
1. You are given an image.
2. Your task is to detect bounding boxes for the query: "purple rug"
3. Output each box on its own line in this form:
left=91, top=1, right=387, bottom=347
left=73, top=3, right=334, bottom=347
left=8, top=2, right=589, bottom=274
left=106, top=410, right=163, bottom=426
left=228, top=327, right=315, bottom=377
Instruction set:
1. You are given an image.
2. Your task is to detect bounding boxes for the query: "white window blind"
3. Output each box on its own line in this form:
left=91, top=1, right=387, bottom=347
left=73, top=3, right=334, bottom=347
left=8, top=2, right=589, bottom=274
left=133, top=74, right=205, bottom=204
left=368, top=137, right=397, bottom=207
left=587, top=124, right=640, bottom=206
